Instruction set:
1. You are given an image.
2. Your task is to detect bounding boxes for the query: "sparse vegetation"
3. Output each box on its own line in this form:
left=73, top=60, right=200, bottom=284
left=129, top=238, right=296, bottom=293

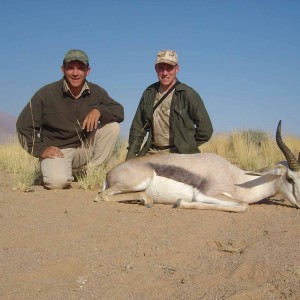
left=0, top=131, right=299, bottom=192
left=0, top=133, right=40, bottom=191
left=200, top=129, right=300, bottom=170
left=76, top=137, right=128, bottom=191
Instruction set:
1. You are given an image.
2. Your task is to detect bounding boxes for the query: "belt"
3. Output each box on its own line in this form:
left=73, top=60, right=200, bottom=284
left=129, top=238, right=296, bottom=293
left=151, top=144, right=175, bottom=150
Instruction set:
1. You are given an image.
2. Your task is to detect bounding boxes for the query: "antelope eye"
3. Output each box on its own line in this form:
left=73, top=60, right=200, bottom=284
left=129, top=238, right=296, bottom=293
left=286, top=177, right=294, bottom=184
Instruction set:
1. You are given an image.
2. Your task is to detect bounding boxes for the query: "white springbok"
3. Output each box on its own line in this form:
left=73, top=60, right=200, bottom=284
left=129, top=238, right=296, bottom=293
left=94, top=121, right=300, bottom=212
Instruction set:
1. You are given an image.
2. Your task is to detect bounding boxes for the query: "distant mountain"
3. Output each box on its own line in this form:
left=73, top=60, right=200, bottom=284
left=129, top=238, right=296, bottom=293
left=0, top=112, right=17, bottom=136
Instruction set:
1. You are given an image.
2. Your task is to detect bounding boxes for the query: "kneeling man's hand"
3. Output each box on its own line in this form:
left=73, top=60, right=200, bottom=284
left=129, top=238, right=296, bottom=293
left=82, top=108, right=101, bottom=132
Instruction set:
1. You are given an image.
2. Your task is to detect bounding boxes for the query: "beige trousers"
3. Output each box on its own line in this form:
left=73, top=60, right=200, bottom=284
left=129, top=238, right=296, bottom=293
left=41, top=122, right=120, bottom=189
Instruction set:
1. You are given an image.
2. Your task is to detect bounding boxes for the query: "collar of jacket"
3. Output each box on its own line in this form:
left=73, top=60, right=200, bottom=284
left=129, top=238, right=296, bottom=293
left=61, top=78, right=91, bottom=98
left=146, top=81, right=185, bottom=93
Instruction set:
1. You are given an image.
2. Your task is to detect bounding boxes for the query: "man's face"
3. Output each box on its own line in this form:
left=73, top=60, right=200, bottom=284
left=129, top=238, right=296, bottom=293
left=61, top=61, right=90, bottom=90
left=155, top=63, right=179, bottom=89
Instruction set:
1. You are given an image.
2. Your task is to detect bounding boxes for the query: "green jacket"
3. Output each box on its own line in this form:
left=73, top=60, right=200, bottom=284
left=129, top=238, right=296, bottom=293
left=16, top=79, right=124, bottom=158
left=126, top=81, right=213, bottom=159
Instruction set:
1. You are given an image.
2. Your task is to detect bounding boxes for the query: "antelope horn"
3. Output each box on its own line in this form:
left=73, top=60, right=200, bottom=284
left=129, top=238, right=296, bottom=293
left=276, top=120, right=300, bottom=172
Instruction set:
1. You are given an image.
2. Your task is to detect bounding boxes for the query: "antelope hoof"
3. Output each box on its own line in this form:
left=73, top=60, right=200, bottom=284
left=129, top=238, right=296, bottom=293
left=145, top=203, right=153, bottom=208
left=94, top=193, right=101, bottom=202
left=172, top=199, right=182, bottom=208
left=240, top=202, right=249, bottom=212
left=94, top=192, right=106, bottom=202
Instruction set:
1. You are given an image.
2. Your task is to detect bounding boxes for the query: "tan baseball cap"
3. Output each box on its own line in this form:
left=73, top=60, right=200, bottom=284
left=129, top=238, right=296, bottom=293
left=155, top=50, right=178, bottom=66
left=63, top=49, right=89, bottom=65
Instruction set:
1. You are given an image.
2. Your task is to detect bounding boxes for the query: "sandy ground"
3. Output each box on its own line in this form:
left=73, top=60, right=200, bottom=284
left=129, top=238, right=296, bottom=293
left=1, top=170, right=300, bottom=300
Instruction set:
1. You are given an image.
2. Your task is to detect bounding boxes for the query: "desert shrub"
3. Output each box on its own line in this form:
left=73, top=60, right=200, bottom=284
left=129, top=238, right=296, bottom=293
left=241, top=129, right=269, bottom=148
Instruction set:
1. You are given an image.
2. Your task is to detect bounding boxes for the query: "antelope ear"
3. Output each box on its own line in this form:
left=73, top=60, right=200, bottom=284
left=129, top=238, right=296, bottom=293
left=245, top=171, right=262, bottom=176
left=246, top=166, right=275, bottom=176
left=263, top=164, right=286, bottom=176
left=246, top=165, right=286, bottom=176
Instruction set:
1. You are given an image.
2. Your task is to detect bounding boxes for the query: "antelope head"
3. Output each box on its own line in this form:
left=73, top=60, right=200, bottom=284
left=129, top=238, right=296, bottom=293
left=276, top=120, right=300, bottom=208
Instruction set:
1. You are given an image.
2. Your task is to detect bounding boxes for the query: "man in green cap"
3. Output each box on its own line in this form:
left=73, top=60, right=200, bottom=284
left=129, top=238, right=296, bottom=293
left=126, top=49, right=213, bottom=159
left=17, top=49, right=124, bottom=189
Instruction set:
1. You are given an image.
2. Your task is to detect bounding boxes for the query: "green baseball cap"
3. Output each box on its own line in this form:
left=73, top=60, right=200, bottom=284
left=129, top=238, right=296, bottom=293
left=63, top=49, right=89, bottom=65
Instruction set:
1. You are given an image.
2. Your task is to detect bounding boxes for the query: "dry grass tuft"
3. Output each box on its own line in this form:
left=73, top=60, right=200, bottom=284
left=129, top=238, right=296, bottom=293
left=76, top=138, right=128, bottom=190
left=201, top=129, right=300, bottom=170
left=0, top=133, right=40, bottom=191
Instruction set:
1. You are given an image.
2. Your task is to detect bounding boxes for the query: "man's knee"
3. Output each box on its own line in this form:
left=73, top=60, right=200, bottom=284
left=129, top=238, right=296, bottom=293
left=43, top=174, right=73, bottom=190
left=40, top=152, right=75, bottom=189
left=103, top=122, right=120, bottom=136
left=93, top=122, right=120, bottom=144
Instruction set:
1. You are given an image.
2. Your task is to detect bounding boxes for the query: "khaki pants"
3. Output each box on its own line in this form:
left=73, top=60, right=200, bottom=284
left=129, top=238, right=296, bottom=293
left=41, top=122, right=120, bottom=189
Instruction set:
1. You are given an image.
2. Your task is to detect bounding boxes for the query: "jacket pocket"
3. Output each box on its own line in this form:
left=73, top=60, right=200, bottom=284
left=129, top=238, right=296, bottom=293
left=173, top=107, right=194, bottom=128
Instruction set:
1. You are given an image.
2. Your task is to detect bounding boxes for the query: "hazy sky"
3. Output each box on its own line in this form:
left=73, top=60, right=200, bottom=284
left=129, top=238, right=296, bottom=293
left=0, top=0, right=299, bottom=137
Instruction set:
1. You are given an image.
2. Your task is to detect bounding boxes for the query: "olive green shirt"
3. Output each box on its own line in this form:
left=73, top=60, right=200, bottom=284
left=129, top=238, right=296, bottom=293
left=17, top=79, right=124, bottom=157
left=126, top=81, right=213, bottom=159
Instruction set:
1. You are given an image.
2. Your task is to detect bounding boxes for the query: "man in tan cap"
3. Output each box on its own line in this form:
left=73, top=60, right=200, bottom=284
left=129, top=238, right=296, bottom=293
left=17, top=49, right=124, bottom=189
left=126, top=49, right=213, bottom=159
